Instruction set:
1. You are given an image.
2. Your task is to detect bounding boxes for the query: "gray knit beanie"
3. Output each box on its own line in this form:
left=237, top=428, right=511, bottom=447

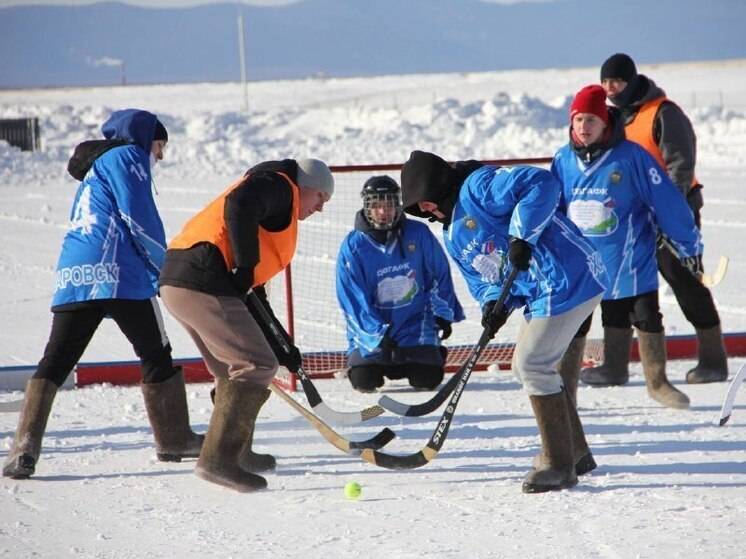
left=296, top=158, right=334, bottom=197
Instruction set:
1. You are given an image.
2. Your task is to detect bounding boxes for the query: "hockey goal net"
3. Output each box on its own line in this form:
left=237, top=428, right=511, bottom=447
left=262, top=157, right=605, bottom=389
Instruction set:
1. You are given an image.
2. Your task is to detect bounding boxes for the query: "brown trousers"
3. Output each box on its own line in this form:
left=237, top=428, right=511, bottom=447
left=161, top=286, right=278, bottom=387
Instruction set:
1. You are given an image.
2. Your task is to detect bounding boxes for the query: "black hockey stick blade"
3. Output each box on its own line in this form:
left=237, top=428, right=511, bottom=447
left=378, top=350, right=467, bottom=417
left=361, top=268, right=519, bottom=469
left=361, top=328, right=490, bottom=469
left=247, top=290, right=384, bottom=426
left=269, top=384, right=394, bottom=455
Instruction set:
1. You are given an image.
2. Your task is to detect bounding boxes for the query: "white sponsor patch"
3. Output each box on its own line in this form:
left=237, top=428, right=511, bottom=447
left=568, top=199, right=618, bottom=236
left=376, top=270, right=417, bottom=306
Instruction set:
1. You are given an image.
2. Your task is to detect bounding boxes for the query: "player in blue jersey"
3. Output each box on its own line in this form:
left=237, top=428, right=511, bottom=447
left=552, top=85, right=702, bottom=409
left=400, top=151, right=607, bottom=493
left=3, top=110, right=202, bottom=480
left=336, top=176, right=464, bottom=393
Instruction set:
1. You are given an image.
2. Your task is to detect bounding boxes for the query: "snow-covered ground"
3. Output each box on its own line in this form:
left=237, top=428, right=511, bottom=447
left=1, top=60, right=746, bottom=558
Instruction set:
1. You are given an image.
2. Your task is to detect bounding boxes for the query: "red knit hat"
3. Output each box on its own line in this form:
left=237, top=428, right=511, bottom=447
left=570, top=85, right=609, bottom=124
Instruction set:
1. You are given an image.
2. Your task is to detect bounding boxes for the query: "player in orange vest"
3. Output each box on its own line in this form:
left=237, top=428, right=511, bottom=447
left=159, top=158, right=334, bottom=492
left=597, top=53, right=728, bottom=385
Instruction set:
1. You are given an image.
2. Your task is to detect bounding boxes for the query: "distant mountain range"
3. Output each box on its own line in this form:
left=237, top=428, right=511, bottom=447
left=2, top=0, right=745, bottom=88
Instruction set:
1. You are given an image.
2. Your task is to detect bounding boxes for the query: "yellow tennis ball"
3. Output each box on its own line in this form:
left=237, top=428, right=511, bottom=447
left=344, top=481, right=362, bottom=500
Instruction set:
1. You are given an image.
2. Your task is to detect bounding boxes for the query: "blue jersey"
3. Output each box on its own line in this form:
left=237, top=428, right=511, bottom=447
left=52, top=109, right=166, bottom=306
left=336, top=217, right=464, bottom=358
left=552, top=139, right=702, bottom=299
left=443, top=165, right=607, bottom=318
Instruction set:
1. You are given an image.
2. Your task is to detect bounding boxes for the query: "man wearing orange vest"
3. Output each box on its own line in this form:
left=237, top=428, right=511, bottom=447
left=159, top=158, right=334, bottom=492
left=596, top=53, right=728, bottom=385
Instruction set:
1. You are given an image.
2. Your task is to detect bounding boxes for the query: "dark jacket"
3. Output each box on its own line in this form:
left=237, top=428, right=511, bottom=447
left=610, top=75, right=698, bottom=200
left=159, top=160, right=300, bottom=296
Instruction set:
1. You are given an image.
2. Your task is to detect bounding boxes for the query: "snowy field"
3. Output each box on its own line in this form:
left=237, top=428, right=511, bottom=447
left=1, top=60, right=746, bottom=558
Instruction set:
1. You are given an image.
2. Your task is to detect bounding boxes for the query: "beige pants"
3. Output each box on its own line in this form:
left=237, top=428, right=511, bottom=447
left=160, top=286, right=278, bottom=387
left=512, top=294, right=602, bottom=396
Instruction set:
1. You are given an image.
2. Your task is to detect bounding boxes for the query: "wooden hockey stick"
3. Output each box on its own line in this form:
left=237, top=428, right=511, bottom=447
left=247, top=290, right=385, bottom=426
left=701, top=255, right=729, bottom=288
left=360, top=268, right=519, bottom=469
left=269, top=384, right=395, bottom=455
left=718, top=363, right=746, bottom=426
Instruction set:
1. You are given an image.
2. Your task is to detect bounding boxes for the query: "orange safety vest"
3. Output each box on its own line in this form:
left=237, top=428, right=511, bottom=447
left=624, top=96, right=698, bottom=187
left=169, top=172, right=299, bottom=287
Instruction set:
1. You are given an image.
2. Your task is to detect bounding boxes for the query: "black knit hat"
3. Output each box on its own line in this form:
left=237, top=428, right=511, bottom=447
left=153, top=119, right=168, bottom=142
left=600, top=53, right=637, bottom=82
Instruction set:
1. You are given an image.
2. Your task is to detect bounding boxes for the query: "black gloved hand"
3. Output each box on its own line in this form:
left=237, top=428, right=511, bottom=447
left=681, top=254, right=703, bottom=278
left=230, top=267, right=253, bottom=294
left=508, top=238, right=532, bottom=271
left=379, top=335, right=398, bottom=352
left=481, top=300, right=510, bottom=339
left=435, top=317, right=452, bottom=340
left=279, top=343, right=303, bottom=373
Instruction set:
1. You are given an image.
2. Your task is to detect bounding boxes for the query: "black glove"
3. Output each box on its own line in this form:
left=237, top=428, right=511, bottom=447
left=681, top=254, right=703, bottom=278
left=435, top=317, right=452, bottom=340
left=230, top=267, right=253, bottom=294
left=379, top=335, right=398, bottom=352
left=481, top=300, right=510, bottom=339
left=279, top=343, right=303, bottom=373
left=508, top=238, right=532, bottom=271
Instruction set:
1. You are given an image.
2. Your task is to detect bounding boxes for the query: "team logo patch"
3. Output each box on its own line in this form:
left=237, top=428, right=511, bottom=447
left=610, top=170, right=622, bottom=184
left=465, top=217, right=477, bottom=230
left=407, top=242, right=416, bottom=253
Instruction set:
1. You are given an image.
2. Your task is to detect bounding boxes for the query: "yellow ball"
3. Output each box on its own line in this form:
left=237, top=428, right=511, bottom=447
left=344, top=481, right=362, bottom=500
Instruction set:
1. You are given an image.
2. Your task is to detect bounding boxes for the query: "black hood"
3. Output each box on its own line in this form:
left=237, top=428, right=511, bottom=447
left=400, top=150, right=483, bottom=224
left=67, top=139, right=131, bottom=181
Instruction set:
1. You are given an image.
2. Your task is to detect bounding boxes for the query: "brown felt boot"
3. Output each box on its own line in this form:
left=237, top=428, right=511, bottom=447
left=637, top=330, right=690, bottom=409
left=195, top=379, right=269, bottom=492
left=686, top=325, right=729, bottom=384
left=2, top=378, right=57, bottom=479
left=580, top=327, right=632, bottom=387
left=523, top=392, right=578, bottom=494
left=558, top=336, right=585, bottom=407
left=532, top=388, right=596, bottom=476
left=237, top=388, right=276, bottom=473
left=141, top=367, right=204, bottom=462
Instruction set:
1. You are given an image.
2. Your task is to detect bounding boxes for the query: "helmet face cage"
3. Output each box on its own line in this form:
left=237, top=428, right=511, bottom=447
left=363, top=191, right=402, bottom=230
left=361, top=175, right=403, bottom=231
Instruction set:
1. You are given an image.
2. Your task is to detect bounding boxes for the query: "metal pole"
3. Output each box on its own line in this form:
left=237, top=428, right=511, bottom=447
left=237, top=10, right=249, bottom=113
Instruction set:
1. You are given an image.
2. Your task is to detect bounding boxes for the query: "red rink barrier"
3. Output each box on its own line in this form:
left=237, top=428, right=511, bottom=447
left=63, top=331, right=746, bottom=390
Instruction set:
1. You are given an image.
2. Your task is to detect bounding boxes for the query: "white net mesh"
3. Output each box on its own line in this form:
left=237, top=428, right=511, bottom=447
left=265, top=163, right=584, bottom=377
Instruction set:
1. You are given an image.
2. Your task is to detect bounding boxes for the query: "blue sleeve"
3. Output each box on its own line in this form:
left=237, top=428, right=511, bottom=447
left=335, top=238, right=388, bottom=356
left=550, top=152, right=569, bottom=214
left=486, top=167, right=560, bottom=245
left=421, top=228, right=465, bottom=323
left=632, top=148, right=702, bottom=258
left=100, top=147, right=167, bottom=273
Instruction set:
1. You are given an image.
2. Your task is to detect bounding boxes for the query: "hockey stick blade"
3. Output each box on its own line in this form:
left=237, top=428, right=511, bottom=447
left=701, top=255, right=729, bottom=288
left=296, top=369, right=385, bottom=426
left=246, top=290, right=384, bottom=426
left=361, top=329, right=490, bottom=469
left=717, top=363, right=746, bottom=426
left=0, top=399, right=23, bottom=413
left=269, top=384, right=395, bottom=455
left=361, top=269, right=519, bottom=470
left=378, top=352, right=465, bottom=416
